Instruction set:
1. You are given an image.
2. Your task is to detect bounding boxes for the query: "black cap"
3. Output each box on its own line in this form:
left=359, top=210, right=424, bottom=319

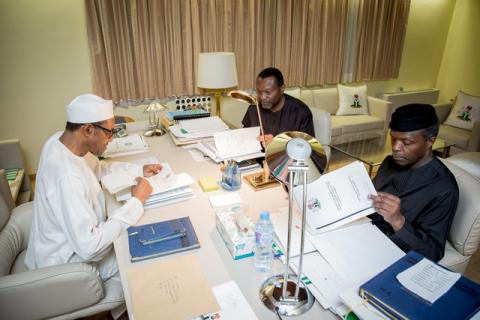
left=390, top=103, right=438, bottom=132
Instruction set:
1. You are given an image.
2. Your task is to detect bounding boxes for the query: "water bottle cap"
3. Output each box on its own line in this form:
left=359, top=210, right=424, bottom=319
left=260, top=211, right=270, bottom=220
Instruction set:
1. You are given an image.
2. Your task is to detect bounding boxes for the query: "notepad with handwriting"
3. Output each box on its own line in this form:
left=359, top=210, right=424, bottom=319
left=127, top=217, right=200, bottom=262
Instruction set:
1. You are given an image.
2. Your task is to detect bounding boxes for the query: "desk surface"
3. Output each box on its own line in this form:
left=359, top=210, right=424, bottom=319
left=108, top=134, right=336, bottom=319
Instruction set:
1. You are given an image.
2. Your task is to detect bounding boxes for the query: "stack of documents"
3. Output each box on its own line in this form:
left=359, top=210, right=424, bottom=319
left=269, top=161, right=407, bottom=318
left=286, top=222, right=404, bottom=318
left=169, top=116, right=229, bottom=144
left=194, top=126, right=264, bottom=162
left=102, top=134, right=149, bottom=158
left=101, top=162, right=195, bottom=209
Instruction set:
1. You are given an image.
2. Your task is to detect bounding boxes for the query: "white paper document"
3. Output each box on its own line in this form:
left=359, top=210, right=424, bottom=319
left=103, top=134, right=149, bottom=158
left=309, top=223, right=404, bottom=280
left=269, top=207, right=316, bottom=257
left=169, top=116, right=229, bottom=141
left=294, top=161, right=377, bottom=233
left=396, top=258, right=461, bottom=304
left=116, top=172, right=194, bottom=202
left=194, top=127, right=264, bottom=162
left=210, top=281, right=258, bottom=320
left=208, top=193, right=242, bottom=208
left=101, top=163, right=174, bottom=194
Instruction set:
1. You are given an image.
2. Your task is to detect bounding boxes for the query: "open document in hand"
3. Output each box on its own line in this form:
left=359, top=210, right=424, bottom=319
left=294, top=161, right=377, bottom=233
left=194, top=126, right=264, bottom=162
left=102, top=134, right=149, bottom=158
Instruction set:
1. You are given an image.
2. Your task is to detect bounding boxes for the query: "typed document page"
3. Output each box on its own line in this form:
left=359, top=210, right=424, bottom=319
left=397, top=258, right=461, bottom=304
left=294, top=161, right=377, bottom=233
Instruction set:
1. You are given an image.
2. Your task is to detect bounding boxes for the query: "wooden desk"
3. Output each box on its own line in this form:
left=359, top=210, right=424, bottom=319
left=107, top=134, right=336, bottom=319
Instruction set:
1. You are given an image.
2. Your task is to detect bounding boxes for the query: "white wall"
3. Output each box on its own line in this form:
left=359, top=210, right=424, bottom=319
left=436, top=0, right=480, bottom=102
left=0, top=0, right=92, bottom=173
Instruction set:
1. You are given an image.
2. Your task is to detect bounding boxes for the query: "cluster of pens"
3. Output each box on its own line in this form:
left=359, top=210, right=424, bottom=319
left=221, top=160, right=241, bottom=191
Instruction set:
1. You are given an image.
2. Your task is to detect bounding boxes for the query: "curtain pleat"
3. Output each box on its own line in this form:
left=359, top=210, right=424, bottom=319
left=85, top=0, right=408, bottom=103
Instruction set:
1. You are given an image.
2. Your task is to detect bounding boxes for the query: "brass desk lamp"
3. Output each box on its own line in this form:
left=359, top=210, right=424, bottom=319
left=228, top=90, right=278, bottom=190
left=261, top=131, right=327, bottom=317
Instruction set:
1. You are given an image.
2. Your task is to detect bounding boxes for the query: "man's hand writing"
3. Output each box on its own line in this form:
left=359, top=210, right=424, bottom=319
left=369, top=192, right=405, bottom=231
left=132, top=177, right=153, bottom=204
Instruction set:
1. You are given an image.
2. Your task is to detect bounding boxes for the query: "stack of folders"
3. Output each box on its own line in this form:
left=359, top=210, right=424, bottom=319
left=102, top=163, right=195, bottom=209
left=168, top=116, right=229, bottom=145
left=194, top=127, right=264, bottom=162
left=128, top=216, right=200, bottom=262
left=102, top=134, right=149, bottom=158
left=359, top=251, right=480, bottom=320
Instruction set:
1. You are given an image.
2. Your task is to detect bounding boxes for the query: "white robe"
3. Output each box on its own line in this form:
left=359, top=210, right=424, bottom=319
left=25, top=132, right=144, bottom=280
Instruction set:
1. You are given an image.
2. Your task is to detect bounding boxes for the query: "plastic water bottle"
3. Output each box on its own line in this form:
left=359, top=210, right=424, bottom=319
left=254, top=211, right=274, bottom=272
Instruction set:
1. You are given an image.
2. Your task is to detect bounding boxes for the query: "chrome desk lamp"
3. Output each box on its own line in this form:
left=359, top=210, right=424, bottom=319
left=261, top=131, right=327, bottom=317
left=143, top=101, right=167, bottom=137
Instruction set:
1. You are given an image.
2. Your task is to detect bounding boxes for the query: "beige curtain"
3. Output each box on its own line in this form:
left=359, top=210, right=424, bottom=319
left=352, top=0, right=411, bottom=81
left=85, top=0, right=408, bottom=102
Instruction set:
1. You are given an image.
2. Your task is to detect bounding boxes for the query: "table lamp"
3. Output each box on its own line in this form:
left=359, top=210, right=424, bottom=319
left=261, top=131, right=327, bottom=317
left=197, top=52, right=238, bottom=119
left=143, top=101, right=167, bottom=137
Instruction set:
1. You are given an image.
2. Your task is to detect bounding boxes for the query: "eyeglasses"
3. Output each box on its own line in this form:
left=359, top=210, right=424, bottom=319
left=92, top=124, right=119, bottom=138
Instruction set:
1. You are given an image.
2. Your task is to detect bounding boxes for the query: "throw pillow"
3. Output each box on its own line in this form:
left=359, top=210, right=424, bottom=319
left=336, top=84, right=369, bottom=115
left=444, top=91, right=480, bottom=130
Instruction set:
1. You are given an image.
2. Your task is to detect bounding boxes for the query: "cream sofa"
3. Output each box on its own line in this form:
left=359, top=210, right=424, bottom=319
left=439, top=152, right=480, bottom=273
left=221, top=87, right=393, bottom=146
left=433, top=102, right=480, bottom=152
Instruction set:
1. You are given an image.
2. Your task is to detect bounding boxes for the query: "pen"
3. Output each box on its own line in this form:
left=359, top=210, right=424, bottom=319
left=140, top=228, right=186, bottom=245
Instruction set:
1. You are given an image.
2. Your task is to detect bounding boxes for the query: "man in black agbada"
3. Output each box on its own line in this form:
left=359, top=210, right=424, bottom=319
left=242, top=67, right=315, bottom=144
left=369, top=104, right=459, bottom=262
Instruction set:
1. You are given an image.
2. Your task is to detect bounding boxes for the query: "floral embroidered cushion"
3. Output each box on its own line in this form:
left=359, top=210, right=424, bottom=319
left=444, top=91, right=480, bottom=131
left=336, top=84, right=369, bottom=115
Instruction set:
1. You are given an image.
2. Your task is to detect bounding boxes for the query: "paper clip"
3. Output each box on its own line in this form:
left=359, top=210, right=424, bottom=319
left=140, top=228, right=186, bottom=245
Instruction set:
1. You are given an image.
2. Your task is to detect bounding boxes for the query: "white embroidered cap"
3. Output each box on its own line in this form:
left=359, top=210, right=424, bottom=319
left=66, top=94, right=114, bottom=124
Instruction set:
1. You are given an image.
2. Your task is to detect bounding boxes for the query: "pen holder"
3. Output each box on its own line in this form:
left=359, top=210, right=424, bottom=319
left=221, top=160, right=241, bottom=191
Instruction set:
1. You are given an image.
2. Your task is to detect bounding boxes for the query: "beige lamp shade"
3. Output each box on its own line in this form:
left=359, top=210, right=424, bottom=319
left=197, top=52, right=238, bottom=89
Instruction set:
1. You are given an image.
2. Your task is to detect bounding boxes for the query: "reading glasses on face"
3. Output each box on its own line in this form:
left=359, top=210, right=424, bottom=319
left=92, top=124, right=120, bottom=137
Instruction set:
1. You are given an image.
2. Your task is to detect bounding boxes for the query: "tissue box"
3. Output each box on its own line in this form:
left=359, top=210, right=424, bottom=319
left=215, top=207, right=255, bottom=260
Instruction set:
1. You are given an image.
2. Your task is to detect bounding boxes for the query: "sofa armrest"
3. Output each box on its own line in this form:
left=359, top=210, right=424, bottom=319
left=310, top=107, right=331, bottom=145
left=0, top=262, right=104, bottom=320
left=368, top=96, right=393, bottom=130
left=433, top=102, right=454, bottom=123
left=467, top=121, right=480, bottom=152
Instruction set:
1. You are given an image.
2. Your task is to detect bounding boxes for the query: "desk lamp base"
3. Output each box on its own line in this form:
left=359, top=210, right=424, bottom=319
left=243, top=172, right=279, bottom=191
left=143, top=127, right=166, bottom=137
left=259, top=274, right=315, bottom=317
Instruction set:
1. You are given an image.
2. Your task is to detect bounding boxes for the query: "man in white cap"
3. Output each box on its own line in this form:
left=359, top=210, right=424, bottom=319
left=25, top=94, right=160, bottom=280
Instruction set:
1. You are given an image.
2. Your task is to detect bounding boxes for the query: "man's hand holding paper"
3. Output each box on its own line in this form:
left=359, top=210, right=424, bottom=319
left=369, top=192, right=405, bottom=231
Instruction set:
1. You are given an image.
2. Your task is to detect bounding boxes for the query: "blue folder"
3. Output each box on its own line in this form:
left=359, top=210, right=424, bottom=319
left=359, top=251, right=480, bottom=320
left=127, top=216, right=200, bottom=262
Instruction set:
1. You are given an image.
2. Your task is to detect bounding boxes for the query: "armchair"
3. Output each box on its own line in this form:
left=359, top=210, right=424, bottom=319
left=439, top=152, right=480, bottom=273
left=0, top=139, right=33, bottom=205
left=433, top=102, right=480, bottom=152
left=0, top=193, right=124, bottom=319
